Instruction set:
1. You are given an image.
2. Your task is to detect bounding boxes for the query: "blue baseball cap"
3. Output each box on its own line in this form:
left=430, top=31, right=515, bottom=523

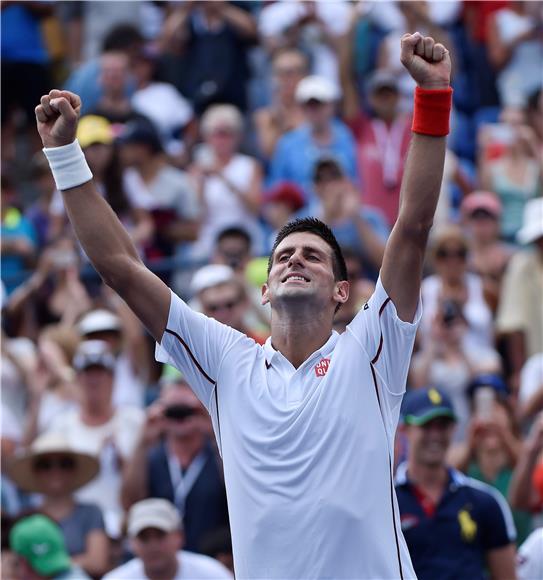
left=401, top=388, right=457, bottom=426
left=467, top=373, right=509, bottom=400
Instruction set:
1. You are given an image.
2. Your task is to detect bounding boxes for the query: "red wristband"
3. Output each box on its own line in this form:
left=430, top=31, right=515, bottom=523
left=412, top=87, right=453, bottom=137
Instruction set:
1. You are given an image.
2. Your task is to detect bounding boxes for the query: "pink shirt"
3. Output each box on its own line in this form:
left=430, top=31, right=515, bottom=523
left=349, top=113, right=412, bottom=226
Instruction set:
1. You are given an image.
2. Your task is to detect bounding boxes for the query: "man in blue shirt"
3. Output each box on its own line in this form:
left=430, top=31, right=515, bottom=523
left=396, top=387, right=517, bottom=580
left=268, top=75, right=358, bottom=205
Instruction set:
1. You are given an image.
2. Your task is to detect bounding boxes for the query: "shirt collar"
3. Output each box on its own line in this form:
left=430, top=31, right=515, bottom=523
left=263, top=331, right=339, bottom=368
left=395, top=462, right=464, bottom=491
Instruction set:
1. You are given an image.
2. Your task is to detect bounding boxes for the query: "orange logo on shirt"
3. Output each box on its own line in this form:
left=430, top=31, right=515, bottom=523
left=315, top=358, right=330, bottom=377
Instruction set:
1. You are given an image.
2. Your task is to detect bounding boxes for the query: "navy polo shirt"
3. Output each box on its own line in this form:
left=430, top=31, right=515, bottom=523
left=395, top=464, right=516, bottom=580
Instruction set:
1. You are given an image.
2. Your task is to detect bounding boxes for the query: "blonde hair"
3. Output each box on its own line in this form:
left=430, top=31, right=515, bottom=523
left=201, top=104, right=243, bottom=137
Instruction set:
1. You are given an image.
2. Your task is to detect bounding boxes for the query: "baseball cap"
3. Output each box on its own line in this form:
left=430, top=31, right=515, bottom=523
left=78, top=309, right=121, bottom=336
left=10, top=515, right=71, bottom=577
left=295, top=75, right=339, bottom=104
left=467, top=373, right=509, bottom=400
left=366, top=70, right=399, bottom=93
left=128, top=499, right=182, bottom=537
left=77, top=115, right=113, bottom=148
left=190, top=264, right=235, bottom=295
left=264, top=182, right=305, bottom=211
left=401, top=387, right=457, bottom=426
left=461, top=191, right=502, bottom=219
left=73, top=340, right=116, bottom=372
left=117, top=118, right=163, bottom=152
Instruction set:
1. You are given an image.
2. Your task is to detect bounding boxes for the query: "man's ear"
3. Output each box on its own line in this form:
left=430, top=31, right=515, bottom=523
left=261, top=283, right=269, bottom=306
left=334, top=280, right=349, bottom=306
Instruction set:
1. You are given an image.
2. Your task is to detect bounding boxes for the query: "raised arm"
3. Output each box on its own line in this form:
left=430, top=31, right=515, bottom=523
left=381, top=33, right=452, bottom=322
left=35, top=90, right=170, bottom=342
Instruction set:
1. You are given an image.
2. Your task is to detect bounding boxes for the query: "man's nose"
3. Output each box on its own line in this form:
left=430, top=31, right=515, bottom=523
left=288, top=250, right=304, bottom=267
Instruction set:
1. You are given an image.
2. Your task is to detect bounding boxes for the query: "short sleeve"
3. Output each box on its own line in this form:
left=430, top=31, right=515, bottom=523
left=156, top=291, right=246, bottom=409
left=80, top=503, right=105, bottom=532
left=347, top=276, right=422, bottom=396
left=476, top=484, right=516, bottom=550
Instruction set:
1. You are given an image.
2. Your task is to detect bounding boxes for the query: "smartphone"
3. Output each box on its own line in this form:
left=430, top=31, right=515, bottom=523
left=474, top=387, right=495, bottom=422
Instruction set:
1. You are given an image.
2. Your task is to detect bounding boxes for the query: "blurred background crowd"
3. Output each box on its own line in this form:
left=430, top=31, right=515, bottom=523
left=1, top=1, right=542, bottom=579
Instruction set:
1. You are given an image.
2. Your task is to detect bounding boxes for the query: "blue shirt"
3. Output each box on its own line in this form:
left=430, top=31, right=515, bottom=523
left=1, top=209, right=37, bottom=294
left=1, top=4, right=49, bottom=63
left=268, top=121, right=358, bottom=205
left=395, top=463, right=516, bottom=580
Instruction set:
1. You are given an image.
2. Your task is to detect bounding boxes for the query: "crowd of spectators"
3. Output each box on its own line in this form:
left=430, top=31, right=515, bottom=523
left=1, top=1, right=542, bottom=578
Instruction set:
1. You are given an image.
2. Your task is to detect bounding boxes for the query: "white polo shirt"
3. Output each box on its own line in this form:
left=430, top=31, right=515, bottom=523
left=157, top=277, right=420, bottom=579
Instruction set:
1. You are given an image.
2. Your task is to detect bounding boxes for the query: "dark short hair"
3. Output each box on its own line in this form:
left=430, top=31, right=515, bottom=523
left=313, top=157, right=343, bottom=184
left=216, top=226, right=252, bottom=248
left=102, top=24, right=143, bottom=53
left=267, top=217, right=348, bottom=282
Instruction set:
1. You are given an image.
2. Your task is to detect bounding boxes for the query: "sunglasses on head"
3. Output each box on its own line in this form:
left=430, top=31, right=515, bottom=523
left=34, top=456, right=76, bottom=472
left=436, top=247, right=467, bottom=260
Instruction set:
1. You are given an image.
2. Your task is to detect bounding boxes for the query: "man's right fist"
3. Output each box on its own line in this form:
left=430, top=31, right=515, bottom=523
left=35, top=89, right=81, bottom=148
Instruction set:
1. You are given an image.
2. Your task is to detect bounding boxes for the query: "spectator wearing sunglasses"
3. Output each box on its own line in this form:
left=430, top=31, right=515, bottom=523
left=121, top=374, right=228, bottom=553
left=6, top=432, right=109, bottom=578
left=420, top=225, right=494, bottom=356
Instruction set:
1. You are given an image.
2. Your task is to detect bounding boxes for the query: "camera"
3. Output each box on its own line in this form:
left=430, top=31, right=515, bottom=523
left=441, top=299, right=462, bottom=327
left=163, top=404, right=197, bottom=421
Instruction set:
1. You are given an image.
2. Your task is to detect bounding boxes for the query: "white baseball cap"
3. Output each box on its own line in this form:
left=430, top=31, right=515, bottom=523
left=77, top=309, right=121, bottom=336
left=295, top=75, right=339, bottom=104
left=517, top=197, right=543, bottom=245
left=128, top=499, right=182, bottom=537
left=190, top=264, right=235, bottom=295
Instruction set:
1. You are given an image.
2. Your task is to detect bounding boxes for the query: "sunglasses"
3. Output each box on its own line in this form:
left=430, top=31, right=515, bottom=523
left=34, top=456, right=76, bottom=472
left=436, top=247, right=467, bottom=260
left=204, top=298, right=241, bottom=313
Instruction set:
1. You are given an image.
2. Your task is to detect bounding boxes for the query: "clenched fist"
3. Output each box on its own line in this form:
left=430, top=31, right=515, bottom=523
left=400, top=32, right=451, bottom=90
left=35, top=89, right=81, bottom=148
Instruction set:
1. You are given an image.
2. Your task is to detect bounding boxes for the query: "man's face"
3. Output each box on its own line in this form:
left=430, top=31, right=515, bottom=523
left=215, top=236, right=250, bottom=272
left=78, top=365, right=114, bottom=407
left=100, top=52, right=129, bottom=94
left=200, top=282, right=246, bottom=329
left=406, top=418, right=455, bottom=468
left=273, top=52, right=307, bottom=97
left=368, top=87, right=399, bottom=121
left=161, top=384, right=208, bottom=439
left=263, top=232, right=348, bottom=312
left=302, top=101, right=334, bottom=129
left=132, top=528, right=181, bottom=576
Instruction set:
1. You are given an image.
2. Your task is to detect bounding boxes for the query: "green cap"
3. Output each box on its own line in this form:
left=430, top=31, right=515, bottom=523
left=10, top=515, right=71, bottom=576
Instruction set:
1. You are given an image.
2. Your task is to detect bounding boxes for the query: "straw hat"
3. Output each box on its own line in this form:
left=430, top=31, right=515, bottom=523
left=6, top=432, right=99, bottom=494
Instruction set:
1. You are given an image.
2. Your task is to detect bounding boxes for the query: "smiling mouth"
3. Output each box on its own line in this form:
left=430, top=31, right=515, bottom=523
left=282, top=274, right=310, bottom=283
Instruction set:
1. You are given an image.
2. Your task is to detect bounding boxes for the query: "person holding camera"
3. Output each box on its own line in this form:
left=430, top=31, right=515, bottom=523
left=411, top=299, right=501, bottom=442
left=121, top=373, right=228, bottom=553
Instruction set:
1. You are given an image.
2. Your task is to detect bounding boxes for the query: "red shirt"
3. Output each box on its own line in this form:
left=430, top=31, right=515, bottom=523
left=348, top=112, right=412, bottom=227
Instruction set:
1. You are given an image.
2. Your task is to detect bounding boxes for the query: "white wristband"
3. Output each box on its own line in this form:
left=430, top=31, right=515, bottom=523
left=43, top=140, right=93, bottom=191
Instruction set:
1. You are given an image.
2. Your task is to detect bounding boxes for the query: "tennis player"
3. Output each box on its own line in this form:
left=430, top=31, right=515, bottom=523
left=36, top=32, right=451, bottom=579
